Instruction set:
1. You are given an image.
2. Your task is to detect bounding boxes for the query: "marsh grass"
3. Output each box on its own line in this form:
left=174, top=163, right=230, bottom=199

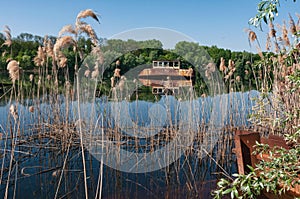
left=0, top=9, right=262, bottom=199
left=248, top=14, right=300, bottom=137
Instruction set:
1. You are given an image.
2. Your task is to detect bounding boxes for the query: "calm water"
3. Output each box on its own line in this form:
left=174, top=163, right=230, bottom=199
left=0, top=91, right=259, bottom=198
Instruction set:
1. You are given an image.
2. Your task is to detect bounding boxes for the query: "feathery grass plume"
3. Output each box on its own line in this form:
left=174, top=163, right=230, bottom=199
left=46, top=39, right=54, bottom=58
left=2, top=25, right=12, bottom=47
left=281, top=22, right=290, bottom=47
left=91, top=46, right=104, bottom=64
left=256, top=46, right=264, bottom=59
left=224, top=74, right=230, bottom=80
left=235, top=76, right=241, bottom=82
left=228, top=71, right=233, bottom=77
left=244, top=28, right=257, bottom=43
left=116, top=60, right=120, bottom=67
left=53, top=36, right=76, bottom=67
left=205, top=63, right=215, bottom=80
left=7, top=60, right=21, bottom=82
left=38, top=77, right=41, bottom=86
left=58, top=25, right=77, bottom=37
left=78, top=24, right=98, bottom=46
left=6, top=57, right=12, bottom=63
left=268, top=20, right=276, bottom=38
left=29, top=74, right=34, bottom=82
left=228, top=59, right=235, bottom=71
left=289, top=14, right=297, bottom=35
left=34, top=46, right=46, bottom=66
left=84, top=69, right=90, bottom=78
left=114, top=68, right=121, bottom=78
left=110, top=76, right=115, bottom=88
left=275, top=38, right=282, bottom=53
left=205, top=70, right=212, bottom=80
left=53, top=36, right=76, bottom=59
left=28, top=106, right=34, bottom=113
left=206, top=62, right=216, bottom=73
left=117, top=76, right=126, bottom=91
left=91, top=68, right=99, bottom=79
left=76, top=9, right=100, bottom=25
left=266, top=34, right=271, bottom=51
left=296, top=13, right=300, bottom=32
left=219, top=57, right=226, bottom=72
left=46, top=75, right=51, bottom=81
left=9, top=104, right=18, bottom=120
left=57, top=51, right=68, bottom=68
left=43, top=35, right=48, bottom=47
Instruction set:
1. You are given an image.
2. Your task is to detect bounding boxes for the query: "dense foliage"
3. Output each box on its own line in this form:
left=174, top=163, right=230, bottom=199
left=0, top=33, right=262, bottom=95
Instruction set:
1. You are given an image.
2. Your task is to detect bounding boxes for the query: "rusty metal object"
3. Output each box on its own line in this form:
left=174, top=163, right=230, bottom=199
left=234, top=130, right=300, bottom=198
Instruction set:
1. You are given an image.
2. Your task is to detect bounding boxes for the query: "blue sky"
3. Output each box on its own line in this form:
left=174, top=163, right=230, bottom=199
left=0, top=0, right=299, bottom=52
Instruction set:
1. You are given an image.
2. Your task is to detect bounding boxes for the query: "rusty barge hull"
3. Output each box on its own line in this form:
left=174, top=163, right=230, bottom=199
left=234, top=130, right=300, bottom=198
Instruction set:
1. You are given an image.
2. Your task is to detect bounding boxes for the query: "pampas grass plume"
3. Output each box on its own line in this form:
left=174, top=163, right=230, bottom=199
left=29, top=106, right=34, bottom=113
left=76, top=9, right=100, bottom=24
left=7, top=60, right=21, bottom=82
left=29, top=74, right=34, bottom=82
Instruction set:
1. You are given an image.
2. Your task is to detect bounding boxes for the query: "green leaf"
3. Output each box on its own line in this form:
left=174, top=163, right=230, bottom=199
left=222, top=188, right=232, bottom=195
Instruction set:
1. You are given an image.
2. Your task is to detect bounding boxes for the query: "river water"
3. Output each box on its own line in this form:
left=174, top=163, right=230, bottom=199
left=0, top=90, right=259, bottom=198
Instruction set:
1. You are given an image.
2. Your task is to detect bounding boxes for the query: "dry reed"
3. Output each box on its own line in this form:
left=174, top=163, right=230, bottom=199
left=58, top=24, right=77, bottom=37
left=2, top=26, right=12, bottom=47
left=76, top=9, right=100, bottom=24
left=6, top=60, right=21, bottom=83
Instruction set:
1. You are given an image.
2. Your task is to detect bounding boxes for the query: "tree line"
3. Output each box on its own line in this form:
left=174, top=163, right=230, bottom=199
left=0, top=32, right=263, bottom=94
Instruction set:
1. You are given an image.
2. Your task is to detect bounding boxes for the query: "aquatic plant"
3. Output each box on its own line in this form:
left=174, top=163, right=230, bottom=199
left=213, top=1, right=300, bottom=198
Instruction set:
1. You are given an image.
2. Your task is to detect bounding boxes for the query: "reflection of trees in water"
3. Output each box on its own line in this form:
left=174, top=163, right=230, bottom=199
left=0, top=90, right=257, bottom=198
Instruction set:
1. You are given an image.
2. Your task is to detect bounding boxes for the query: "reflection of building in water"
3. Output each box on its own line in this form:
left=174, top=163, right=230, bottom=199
left=138, top=60, right=193, bottom=95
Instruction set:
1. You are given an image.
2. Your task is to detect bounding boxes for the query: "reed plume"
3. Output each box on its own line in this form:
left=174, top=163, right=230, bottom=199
left=56, top=51, right=68, bottom=68
left=268, top=20, right=276, bottom=38
left=228, top=59, right=234, bottom=70
left=282, top=22, right=290, bottom=47
left=296, top=13, right=300, bottom=32
left=244, top=29, right=257, bottom=43
left=46, top=75, right=52, bottom=81
left=76, top=9, right=100, bottom=25
left=29, top=74, right=34, bottom=82
left=46, top=39, right=54, bottom=58
left=91, top=46, right=104, bottom=64
left=289, top=14, right=297, bottom=35
left=28, top=106, right=34, bottom=113
left=84, top=69, right=90, bottom=78
left=2, top=25, right=12, bottom=47
left=58, top=25, right=77, bottom=37
left=206, top=62, right=216, bottom=73
left=77, top=24, right=98, bottom=46
left=266, top=34, right=271, bottom=51
left=53, top=36, right=76, bottom=67
left=9, top=104, right=18, bottom=120
left=91, top=68, right=99, bottom=79
left=7, top=60, right=21, bottom=83
left=54, top=36, right=76, bottom=57
left=219, top=57, right=226, bottom=72
left=34, top=46, right=46, bottom=66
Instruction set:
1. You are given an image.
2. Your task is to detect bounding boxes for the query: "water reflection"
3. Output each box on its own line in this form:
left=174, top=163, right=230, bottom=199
left=0, top=91, right=259, bottom=198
